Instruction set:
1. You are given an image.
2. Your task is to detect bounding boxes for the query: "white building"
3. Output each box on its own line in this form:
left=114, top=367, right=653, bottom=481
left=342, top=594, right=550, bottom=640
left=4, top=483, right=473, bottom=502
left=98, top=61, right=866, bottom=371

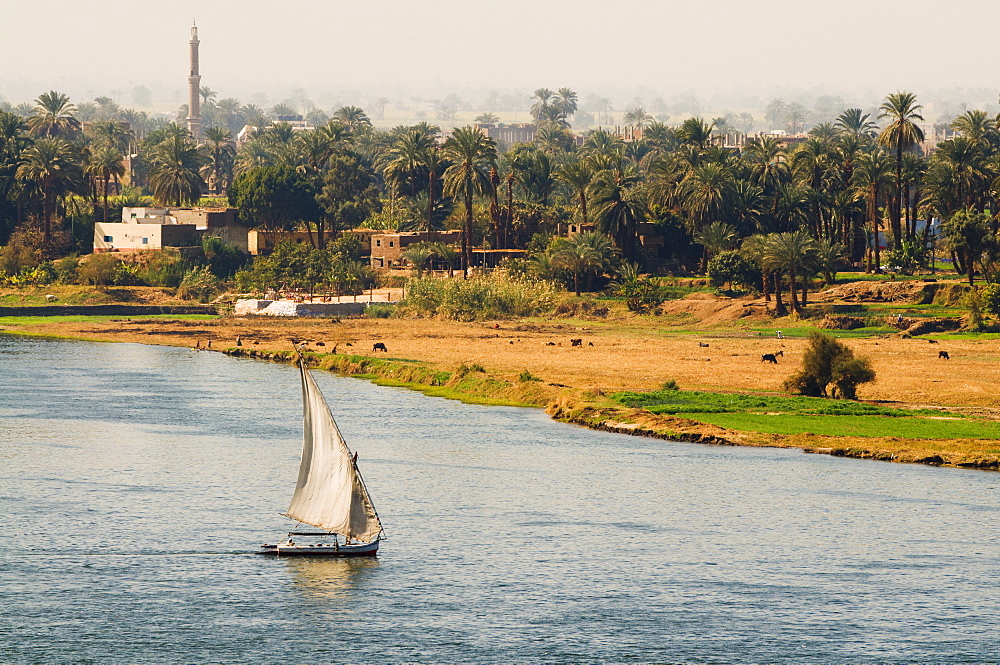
left=94, top=207, right=248, bottom=253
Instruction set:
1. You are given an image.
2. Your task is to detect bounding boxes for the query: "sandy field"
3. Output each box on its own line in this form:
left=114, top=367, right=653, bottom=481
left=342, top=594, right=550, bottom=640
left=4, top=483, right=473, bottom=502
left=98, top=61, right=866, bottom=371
left=7, top=310, right=998, bottom=414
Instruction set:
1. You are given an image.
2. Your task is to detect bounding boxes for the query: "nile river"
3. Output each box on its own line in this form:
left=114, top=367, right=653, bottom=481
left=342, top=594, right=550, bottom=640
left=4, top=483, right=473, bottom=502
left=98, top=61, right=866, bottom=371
left=1, top=334, right=998, bottom=664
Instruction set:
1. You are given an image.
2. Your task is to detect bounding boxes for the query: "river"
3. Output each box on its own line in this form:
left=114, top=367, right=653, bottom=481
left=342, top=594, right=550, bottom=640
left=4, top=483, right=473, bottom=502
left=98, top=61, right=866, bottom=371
left=1, top=333, right=998, bottom=664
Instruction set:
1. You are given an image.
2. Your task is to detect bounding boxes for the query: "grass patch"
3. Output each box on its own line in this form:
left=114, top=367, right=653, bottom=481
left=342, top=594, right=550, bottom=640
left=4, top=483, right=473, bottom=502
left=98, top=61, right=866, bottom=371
left=612, top=387, right=951, bottom=417
left=0, top=314, right=219, bottom=325
left=678, top=412, right=1000, bottom=440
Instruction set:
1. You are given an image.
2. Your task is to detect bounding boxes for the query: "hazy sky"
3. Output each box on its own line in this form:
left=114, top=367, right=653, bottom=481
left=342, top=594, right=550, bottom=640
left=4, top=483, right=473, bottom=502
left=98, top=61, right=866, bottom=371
left=2, top=0, right=998, bottom=107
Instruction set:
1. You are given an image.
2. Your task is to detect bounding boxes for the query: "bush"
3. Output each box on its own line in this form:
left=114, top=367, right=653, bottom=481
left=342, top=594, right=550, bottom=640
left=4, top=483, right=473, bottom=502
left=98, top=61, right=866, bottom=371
left=53, top=257, right=80, bottom=284
left=134, top=251, right=189, bottom=288
left=613, top=263, right=663, bottom=314
left=783, top=332, right=876, bottom=400
left=77, top=253, right=125, bottom=285
left=400, top=272, right=558, bottom=321
left=661, top=379, right=679, bottom=391
left=364, top=303, right=396, bottom=319
left=707, top=251, right=760, bottom=291
left=201, top=235, right=248, bottom=278
left=518, top=369, right=541, bottom=382
left=177, top=266, right=224, bottom=302
left=980, top=283, right=1000, bottom=317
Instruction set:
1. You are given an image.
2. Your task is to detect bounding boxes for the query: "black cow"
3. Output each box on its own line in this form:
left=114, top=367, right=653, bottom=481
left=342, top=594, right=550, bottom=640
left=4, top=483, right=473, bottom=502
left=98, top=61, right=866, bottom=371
left=938, top=350, right=950, bottom=359
left=699, top=342, right=709, bottom=348
left=761, top=353, right=778, bottom=363
left=373, top=342, right=388, bottom=352
left=570, top=338, right=583, bottom=346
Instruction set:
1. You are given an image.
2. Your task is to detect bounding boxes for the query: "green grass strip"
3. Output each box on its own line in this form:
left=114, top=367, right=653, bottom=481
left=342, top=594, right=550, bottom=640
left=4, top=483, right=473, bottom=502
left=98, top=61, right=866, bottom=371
left=676, top=412, right=1000, bottom=440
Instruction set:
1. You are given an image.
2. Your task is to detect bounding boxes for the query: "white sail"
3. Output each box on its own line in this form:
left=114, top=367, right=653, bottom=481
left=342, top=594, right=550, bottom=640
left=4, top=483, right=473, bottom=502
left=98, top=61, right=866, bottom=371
left=286, top=361, right=382, bottom=542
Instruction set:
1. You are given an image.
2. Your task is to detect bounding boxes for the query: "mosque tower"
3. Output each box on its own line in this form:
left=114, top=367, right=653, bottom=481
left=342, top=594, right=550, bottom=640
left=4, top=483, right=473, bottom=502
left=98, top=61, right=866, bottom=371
left=186, top=22, right=202, bottom=141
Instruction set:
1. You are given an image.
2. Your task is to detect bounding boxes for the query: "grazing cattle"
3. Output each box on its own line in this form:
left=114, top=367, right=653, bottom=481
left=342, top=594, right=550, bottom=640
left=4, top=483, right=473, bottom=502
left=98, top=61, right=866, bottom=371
left=938, top=350, right=950, bottom=359
left=373, top=342, right=388, bottom=352
left=928, top=339, right=939, bottom=344
left=761, top=353, right=778, bottom=363
left=345, top=342, right=352, bottom=347
left=509, top=340, right=515, bottom=344
left=315, top=341, right=325, bottom=347
left=571, top=338, right=583, bottom=346
left=698, top=342, right=709, bottom=348
left=588, top=342, right=594, bottom=346
left=546, top=342, right=556, bottom=346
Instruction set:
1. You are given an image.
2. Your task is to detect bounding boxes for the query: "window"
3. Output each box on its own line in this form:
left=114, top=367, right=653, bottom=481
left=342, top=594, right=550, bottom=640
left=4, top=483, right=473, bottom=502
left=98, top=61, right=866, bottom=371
left=104, top=235, right=113, bottom=242
left=375, top=239, right=381, bottom=247
left=141, top=238, right=149, bottom=245
left=130, top=213, right=137, bottom=219
left=389, top=241, right=394, bottom=247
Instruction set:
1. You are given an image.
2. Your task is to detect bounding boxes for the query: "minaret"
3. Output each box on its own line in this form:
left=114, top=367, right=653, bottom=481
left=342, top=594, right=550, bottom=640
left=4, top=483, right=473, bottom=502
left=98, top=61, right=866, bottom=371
left=186, top=22, right=201, bottom=141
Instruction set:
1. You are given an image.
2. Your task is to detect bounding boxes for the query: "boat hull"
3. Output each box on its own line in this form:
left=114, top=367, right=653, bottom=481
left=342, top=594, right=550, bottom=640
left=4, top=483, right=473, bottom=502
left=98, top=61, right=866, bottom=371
left=258, top=540, right=379, bottom=557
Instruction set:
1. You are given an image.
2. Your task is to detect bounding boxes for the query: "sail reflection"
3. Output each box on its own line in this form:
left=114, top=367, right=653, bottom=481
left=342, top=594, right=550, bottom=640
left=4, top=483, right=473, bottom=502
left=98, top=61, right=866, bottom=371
left=284, top=556, right=380, bottom=599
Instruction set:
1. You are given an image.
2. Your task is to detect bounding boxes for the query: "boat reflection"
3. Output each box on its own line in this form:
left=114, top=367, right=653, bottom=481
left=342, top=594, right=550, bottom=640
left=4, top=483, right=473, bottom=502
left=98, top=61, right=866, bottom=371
left=284, top=556, right=380, bottom=599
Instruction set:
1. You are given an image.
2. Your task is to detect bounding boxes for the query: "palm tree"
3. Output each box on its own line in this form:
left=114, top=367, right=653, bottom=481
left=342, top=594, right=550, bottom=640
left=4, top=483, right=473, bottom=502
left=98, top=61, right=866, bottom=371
left=475, top=112, right=500, bottom=125
left=623, top=107, right=653, bottom=129
left=852, top=150, right=893, bottom=271
left=554, top=88, right=578, bottom=119
left=550, top=233, right=606, bottom=295
left=201, top=127, right=235, bottom=195
left=557, top=159, right=595, bottom=226
left=215, top=98, right=246, bottom=134
left=199, top=87, right=217, bottom=106
left=28, top=91, right=79, bottom=138
left=589, top=169, right=644, bottom=258
left=16, top=137, right=83, bottom=247
left=87, top=145, right=125, bottom=222
left=877, top=92, right=925, bottom=248
left=333, top=106, right=371, bottom=130
left=836, top=108, right=877, bottom=139
left=694, top=221, right=737, bottom=268
left=762, top=230, right=818, bottom=314
left=680, top=162, right=734, bottom=232
left=443, top=126, right=497, bottom=277
left=148, top=129, right=206, bottom=206
left=530, top=88, right=554, bottom=123
left=401, top=243, right=435, bottom=277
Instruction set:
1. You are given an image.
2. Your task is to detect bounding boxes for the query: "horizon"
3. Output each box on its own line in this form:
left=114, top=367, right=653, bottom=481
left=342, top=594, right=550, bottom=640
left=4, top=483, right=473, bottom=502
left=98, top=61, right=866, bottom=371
left=2, top=1, right=1000, bottom=120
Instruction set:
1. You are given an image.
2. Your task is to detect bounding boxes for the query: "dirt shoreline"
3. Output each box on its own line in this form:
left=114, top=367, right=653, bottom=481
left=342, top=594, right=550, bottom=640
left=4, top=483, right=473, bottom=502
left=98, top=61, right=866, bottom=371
left=5, top=310, right=998, bottom=472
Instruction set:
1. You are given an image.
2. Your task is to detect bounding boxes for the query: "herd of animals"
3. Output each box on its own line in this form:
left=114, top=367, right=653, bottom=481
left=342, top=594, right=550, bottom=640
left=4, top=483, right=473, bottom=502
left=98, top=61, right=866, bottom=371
left=196, top=332, right=955, bottom=361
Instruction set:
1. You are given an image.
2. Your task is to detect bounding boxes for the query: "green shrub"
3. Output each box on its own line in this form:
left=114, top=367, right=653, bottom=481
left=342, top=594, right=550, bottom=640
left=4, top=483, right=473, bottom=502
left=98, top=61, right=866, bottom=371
left=518, top=369, right=541, bottom=382
left=707, top=251, right=760, bottom=290
left=979, top=283, right=1000, bottom=317
left=364, top=303, right=396, bottom=319
left=661, top=379, right=679, bottom=391
left=177, top=266, right=224, bottom=302
left=783, top=331, right=876, bottom=399
left=401, top=272, right=558, bottom=321
left=53, top=257, right=80, bottom=284
left=77, top=253, right=124, bottom=285
left=135, top=252, right=189, bottom=288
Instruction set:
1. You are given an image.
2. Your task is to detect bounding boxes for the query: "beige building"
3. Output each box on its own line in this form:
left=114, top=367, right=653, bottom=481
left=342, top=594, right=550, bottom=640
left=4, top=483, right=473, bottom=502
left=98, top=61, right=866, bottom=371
left=369, top=230, right=462, bottom=268
left=94, top=207, right=246, bottom=253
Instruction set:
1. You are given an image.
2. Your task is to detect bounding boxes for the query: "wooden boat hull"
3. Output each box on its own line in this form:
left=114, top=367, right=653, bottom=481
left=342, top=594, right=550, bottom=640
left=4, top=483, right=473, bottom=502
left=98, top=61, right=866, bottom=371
left=258, top=540, right=379, bottom=557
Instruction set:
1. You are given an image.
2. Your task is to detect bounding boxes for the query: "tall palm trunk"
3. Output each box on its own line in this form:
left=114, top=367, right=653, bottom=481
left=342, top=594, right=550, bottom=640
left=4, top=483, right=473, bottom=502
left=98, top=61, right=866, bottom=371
left=462, top=166, right=472, bottom=279
left=427, top=170, right=437, bottom=234
left=505, top=174, right=514, bottom=248
left=489, top=168, right=501, bottom=249
left=788, top=267, right=800, bottom=313
left=892, top=142, right=903, bottom=249
left=772, top=271, right=787, bottom=316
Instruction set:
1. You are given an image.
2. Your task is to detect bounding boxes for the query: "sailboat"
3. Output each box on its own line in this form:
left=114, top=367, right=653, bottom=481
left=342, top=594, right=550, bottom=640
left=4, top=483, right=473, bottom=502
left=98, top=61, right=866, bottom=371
left=259, top=352, right=384, bottom=557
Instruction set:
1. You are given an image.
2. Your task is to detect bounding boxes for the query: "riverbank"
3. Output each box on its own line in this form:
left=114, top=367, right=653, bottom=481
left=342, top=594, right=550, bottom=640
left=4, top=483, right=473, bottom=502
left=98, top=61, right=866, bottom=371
left=5, top=309, right=998, bottom=471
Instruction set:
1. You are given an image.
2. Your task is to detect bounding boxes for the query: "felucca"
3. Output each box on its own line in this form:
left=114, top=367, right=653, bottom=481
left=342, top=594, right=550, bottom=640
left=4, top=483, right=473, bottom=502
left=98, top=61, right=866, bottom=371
left=259, top=352, right=384, bottom=556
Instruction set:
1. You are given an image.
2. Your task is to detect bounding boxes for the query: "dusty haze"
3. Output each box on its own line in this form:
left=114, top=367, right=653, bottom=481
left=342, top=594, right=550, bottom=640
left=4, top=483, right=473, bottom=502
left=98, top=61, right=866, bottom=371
left=1, top=0, right=998, bottom=114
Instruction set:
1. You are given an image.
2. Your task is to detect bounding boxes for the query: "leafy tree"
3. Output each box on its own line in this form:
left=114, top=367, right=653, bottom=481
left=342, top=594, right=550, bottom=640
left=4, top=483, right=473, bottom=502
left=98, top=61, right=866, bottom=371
left=228, top=165, right=321, bottom=231
left=550, top=232, right=616, bottom=296
left=941, top=208, right=994, bottom=285
left=613, top=262, right=662, bottom=313
left=707, top=250, right=759, bottom=291
left=318, top=151, right=381, bottom=245
left=783, top=332, right=876, bottom=400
